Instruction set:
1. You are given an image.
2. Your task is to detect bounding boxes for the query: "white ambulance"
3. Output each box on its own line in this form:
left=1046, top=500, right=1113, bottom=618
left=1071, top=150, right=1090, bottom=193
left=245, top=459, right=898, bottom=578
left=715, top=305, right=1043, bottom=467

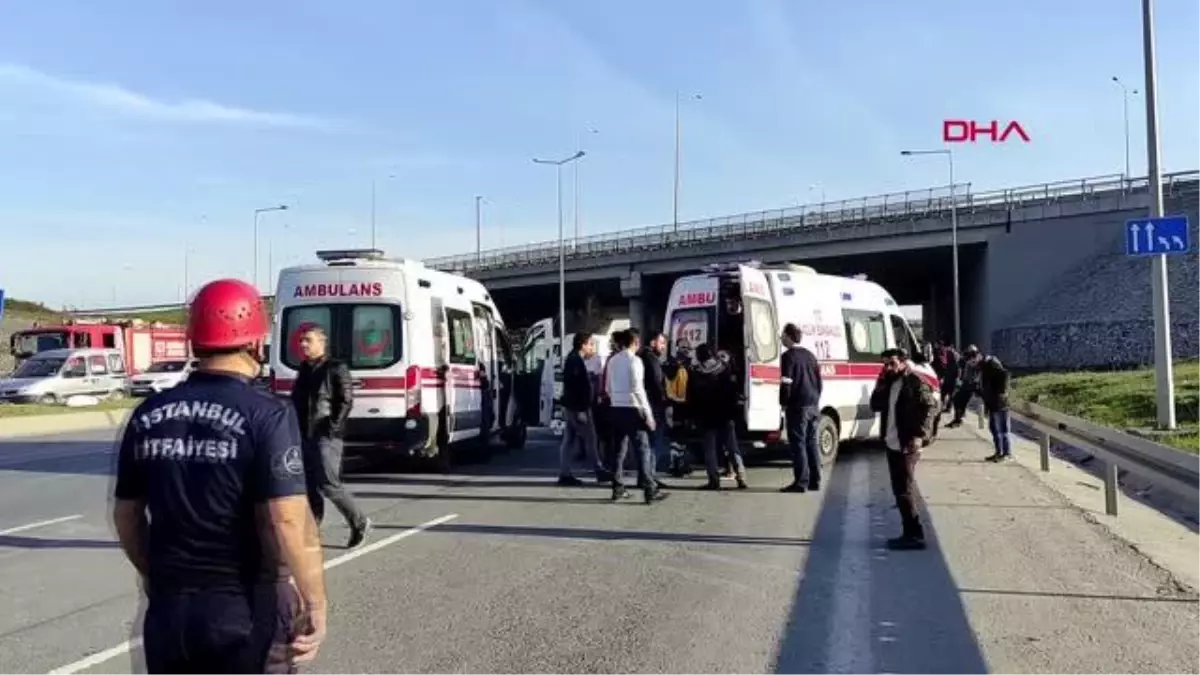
left=517, top=316, right=630, bottom=429
left=662, top=261, right=938, bottom=465
left=270, top=249, right=526, bottom=469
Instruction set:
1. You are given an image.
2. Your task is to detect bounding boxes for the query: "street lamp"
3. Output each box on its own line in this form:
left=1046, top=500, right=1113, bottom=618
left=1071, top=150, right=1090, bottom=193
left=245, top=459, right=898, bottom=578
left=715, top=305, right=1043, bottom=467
left=474, top=195, right=488, bottom=264
left=1111, top=76, right=1140, bottom=179
left=253, top=204, right=288, bottom=291
left=809, top=184, right=826, bottom=204
left=1139, top=0, right=1175, bottom=429
left=901, top=149, right=960, bottom=349
left=533, top=150, right=587, bottom=372
left=673, top=91, right=702, bottom=232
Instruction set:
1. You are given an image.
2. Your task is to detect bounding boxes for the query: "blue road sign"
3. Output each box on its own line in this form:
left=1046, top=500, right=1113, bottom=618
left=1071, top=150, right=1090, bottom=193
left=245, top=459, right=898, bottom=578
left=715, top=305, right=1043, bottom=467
left=1125, top=215, right=1191, bottom=257
left=0, top=288, right=5, bottom=323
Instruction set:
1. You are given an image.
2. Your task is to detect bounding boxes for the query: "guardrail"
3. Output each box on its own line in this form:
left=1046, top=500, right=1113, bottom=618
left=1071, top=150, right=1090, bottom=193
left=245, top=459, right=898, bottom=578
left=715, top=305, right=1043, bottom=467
left=426, top=170, right=1199, bottom=274
left=980, top=399, right=1200, bottom=517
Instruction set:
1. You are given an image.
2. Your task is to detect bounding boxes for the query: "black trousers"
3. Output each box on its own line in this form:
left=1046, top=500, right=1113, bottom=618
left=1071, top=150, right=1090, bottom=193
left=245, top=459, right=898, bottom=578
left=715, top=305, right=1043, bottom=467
left=951, top=387, right=976, bottom=421
left=886, top=450, right=925, bottom=540
left=143, top=582, right=301, bottom=674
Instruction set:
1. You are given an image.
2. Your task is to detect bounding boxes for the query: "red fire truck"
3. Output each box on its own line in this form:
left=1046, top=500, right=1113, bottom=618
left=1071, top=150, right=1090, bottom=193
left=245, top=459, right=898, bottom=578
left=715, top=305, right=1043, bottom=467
left=9, top=318, right=189, bottom=375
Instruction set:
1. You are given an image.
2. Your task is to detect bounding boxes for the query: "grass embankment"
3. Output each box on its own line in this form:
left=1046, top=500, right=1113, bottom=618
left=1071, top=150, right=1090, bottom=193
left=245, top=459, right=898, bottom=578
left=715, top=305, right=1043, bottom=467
left=0, top=397, right=138, bottom=418
left=1013, top=360, right=1199, bottom=453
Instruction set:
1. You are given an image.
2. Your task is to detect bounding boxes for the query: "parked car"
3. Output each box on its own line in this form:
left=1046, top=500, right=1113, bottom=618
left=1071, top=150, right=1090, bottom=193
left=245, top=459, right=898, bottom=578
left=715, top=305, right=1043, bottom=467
left=128, top=358, right=198, bottom=397
left=0, top=348, right=129, bottom=405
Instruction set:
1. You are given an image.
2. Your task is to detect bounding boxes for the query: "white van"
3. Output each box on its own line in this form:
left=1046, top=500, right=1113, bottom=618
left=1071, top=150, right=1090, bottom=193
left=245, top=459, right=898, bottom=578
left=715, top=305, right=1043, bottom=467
left=270, top=249, right=526, bottom=469
left=0, top=348, right=128, bottom=404
left=516, top=317, right=630, bottom=429
left=662, top=261, right=939, bottom=465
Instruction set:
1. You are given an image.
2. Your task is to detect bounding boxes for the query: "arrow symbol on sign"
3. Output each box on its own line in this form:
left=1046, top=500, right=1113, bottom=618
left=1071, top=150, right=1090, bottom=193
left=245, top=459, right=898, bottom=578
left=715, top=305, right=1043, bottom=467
left=1145, top=222, right=1155, bottom=251
left=1158, top=236, right=1170, bottom=250
left=1171, top=235, right=1185, bottom=249
left=1129, top=223, right=1141, bottom=253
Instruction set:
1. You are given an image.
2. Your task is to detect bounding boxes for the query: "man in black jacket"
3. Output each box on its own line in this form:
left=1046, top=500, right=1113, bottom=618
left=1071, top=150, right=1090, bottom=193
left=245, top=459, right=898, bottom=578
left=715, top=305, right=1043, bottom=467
left=870, top=348, right=939, bottom=550
left=558, top=331, right=605, bottom=485
left=779, top=323, right=824, bottom=493
left=290, top=326, right=371, bottom=548
left=639, top=332, right=670, bottom=486
left=979, top=354, right=1012, bottom=461
left=689, top=344, right=747, bottom=490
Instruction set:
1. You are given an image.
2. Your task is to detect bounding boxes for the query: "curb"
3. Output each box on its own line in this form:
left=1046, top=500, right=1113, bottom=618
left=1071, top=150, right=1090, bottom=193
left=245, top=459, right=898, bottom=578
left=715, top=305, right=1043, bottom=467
left=0, top=408, right=134, bottom=440
left=963, top=408, right=1199, bottom=593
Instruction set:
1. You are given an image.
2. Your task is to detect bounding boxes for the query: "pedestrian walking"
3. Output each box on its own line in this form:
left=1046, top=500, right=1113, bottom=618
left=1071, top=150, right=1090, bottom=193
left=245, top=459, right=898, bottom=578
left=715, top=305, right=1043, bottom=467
left=939, top=342, right=960, bottom=413
left=778, top=323, right=824, bottom=493
left=290, top=325, right=372, bottom=548
left=558, top=331, right=606, bottom=485
left=113, top=279, right=327, bottom=673
left=604, top=329, right=665, bottom=503
left=947, top=345, right=982, bottom=428
left=689, top=343, right=747, bottom=490
left=639, top=331, right=670, bottom=487
left=979, top=354, right=1013, bottom=461
left=869, top=347, right=940, bottom=550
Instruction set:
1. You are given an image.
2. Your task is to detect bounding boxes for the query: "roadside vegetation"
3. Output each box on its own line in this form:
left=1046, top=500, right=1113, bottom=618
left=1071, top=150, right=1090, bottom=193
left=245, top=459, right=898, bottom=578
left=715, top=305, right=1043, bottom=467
left=0, top=398, right=138, bottom=418
left=1013, top=360, right=1200, bottom=453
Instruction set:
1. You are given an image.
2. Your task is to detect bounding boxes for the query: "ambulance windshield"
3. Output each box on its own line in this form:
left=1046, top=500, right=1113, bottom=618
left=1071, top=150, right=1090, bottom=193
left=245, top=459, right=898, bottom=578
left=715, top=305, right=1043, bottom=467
left=280, top=304, right=402, bottom=370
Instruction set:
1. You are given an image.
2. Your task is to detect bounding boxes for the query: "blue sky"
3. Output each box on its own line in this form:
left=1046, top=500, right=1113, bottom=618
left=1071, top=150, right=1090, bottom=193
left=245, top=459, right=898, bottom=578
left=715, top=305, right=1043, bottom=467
left=1, top=0, right=1197, bottom=308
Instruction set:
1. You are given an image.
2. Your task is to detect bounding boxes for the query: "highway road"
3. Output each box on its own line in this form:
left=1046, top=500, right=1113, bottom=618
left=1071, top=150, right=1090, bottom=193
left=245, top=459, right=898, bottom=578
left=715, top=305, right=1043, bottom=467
left=0, top=423, right=1196, bottom=674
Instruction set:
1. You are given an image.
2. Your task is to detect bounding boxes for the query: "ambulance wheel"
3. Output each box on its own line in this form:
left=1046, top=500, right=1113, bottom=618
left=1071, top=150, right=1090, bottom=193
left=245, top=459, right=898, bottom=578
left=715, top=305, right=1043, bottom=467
left=818, top=413, right=840, bottom=467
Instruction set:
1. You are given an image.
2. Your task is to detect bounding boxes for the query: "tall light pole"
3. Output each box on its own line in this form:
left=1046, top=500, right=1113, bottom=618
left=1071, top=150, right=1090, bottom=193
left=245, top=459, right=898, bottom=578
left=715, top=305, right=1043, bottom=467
left=574, top=127, right=599, bottom=243
left=475, top=195, right=484, bottom=264
left=673, top=91, right=702, bottom=232
left=533, top=150, right=586, bottom=372
left=253, top=204, right=288, bottom=291
left=809, top=184, right=826, bottom=204
left=1111, top=76, right=1139, bottom=179
left=1140, top=0, right=1175, bottom=429
left=902, top=149, right=960, bottom=348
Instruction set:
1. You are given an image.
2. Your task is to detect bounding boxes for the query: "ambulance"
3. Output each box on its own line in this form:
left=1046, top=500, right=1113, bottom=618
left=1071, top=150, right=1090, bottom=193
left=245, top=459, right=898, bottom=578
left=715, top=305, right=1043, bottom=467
left=662, top=261, right=938, bottom=465
left=516, top=316, right=631, bottom=429
left=269, top=249, right=526, bottom=469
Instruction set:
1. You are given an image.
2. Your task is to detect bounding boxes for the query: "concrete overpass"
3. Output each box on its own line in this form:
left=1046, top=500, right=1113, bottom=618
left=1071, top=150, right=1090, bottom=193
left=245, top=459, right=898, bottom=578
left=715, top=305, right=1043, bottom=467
left=426, top=170, right=1199, bottom=366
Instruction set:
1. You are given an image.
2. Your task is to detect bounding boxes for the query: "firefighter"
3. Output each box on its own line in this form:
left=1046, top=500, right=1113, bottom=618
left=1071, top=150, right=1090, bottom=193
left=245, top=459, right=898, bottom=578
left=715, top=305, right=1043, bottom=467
left=112, top=279, right=327, bottom=673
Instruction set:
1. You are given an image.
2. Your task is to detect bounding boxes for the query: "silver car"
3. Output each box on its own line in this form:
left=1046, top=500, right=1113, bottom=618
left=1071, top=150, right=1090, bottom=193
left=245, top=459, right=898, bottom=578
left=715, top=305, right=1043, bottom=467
left=128, top=359, right=198, bottom=397
left=0, top=348, right=129, bottom=405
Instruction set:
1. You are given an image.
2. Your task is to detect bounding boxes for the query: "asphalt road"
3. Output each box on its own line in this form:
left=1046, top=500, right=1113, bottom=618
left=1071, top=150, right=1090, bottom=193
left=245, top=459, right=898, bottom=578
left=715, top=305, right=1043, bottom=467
left=0, top=421, right=1195, bottom=674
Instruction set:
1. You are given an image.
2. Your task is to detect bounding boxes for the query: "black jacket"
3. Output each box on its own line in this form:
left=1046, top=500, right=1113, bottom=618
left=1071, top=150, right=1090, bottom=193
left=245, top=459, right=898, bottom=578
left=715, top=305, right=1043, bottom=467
left=686, top=357, right=739, bottom=428
left=869, top=369, right=939, bottom=451
left=290, top=357, right=353, bottom=439
left=561, top=351, right=593, bottom=413
left=638, top=348, right=667, bottom=414
left=978, top=356, right=1010, bottom=413
left=779, top=345, right=823, bottom=411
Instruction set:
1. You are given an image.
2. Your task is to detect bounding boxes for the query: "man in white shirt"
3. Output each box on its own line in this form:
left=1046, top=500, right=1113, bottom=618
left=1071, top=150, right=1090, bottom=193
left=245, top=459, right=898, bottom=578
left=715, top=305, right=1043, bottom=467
left=604, top=329, right=666, bottom=504
left=869, top=348, right=938, bottom=550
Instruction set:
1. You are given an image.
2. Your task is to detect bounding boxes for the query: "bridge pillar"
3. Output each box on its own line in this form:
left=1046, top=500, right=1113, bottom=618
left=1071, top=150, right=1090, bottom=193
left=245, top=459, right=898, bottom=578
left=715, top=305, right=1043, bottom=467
left=620, top=271, right=645, bottom=333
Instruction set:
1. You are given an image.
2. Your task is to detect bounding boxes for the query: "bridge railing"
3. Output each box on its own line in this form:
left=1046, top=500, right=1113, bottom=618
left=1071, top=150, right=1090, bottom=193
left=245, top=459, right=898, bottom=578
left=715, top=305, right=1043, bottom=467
left=426, top=170, right=1199, bottom=274
left=971, top=399, right=1199, bottom=517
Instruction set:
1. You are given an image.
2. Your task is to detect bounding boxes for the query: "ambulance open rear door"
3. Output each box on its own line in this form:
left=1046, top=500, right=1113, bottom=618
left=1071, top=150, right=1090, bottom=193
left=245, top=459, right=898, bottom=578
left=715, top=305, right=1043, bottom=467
left=738, top=264, right=782, bottom=434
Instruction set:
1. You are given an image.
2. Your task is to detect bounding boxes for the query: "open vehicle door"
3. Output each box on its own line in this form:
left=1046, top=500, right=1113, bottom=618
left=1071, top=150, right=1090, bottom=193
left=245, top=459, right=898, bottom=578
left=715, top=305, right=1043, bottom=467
left=738, top=264, right=782, bottom=433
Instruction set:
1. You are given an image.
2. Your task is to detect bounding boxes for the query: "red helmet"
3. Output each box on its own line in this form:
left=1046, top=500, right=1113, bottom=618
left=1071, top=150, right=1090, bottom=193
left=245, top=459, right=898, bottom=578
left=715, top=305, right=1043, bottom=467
left=187, top=279, right=269, bottom=350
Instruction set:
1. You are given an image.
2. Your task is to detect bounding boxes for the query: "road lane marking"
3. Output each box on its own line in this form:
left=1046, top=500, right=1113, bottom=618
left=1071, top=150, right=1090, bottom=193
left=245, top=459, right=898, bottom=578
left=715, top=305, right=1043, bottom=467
left=47, top=513, right=459, bottom=674
left=0, top=514, right=82, bottom=536
left=826, top=458, right=875, bottom=673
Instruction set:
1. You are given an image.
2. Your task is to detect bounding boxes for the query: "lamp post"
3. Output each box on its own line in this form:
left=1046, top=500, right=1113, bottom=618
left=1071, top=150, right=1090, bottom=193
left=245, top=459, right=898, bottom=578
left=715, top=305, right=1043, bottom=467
left=809, top=184, right=826, bottom=204
left=253, top=204, right=288, bottom=291
left=533, top=150, right=586, bottom=372
left=1139, top=0, right=1175, bottom=429
left=1111, top=76, right=1139, bottom=179
left=475, top=195, right=486, bottom=264
left=901, top=149, right=960, bottom=348
left=673, top=91, right=702, bottom=232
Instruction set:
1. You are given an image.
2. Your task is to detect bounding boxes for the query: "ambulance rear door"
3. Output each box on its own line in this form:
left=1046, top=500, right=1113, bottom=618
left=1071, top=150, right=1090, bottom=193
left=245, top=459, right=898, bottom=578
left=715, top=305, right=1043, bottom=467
left=739, top=265, right=781, bottom=433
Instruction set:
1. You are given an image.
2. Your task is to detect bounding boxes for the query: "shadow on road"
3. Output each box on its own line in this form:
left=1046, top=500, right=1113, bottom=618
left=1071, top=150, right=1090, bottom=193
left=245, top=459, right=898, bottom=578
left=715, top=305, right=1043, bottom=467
left=0, top=534, right=119, bottom=550
left=772, top=449, right=989, bottom=674
left=375, top=521, right=812, bottom=548
left=0, top=438, right=116, bottom=477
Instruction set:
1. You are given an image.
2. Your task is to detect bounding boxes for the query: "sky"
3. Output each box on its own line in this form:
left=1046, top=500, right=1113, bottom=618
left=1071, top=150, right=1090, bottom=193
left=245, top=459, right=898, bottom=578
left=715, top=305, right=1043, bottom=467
left=1, top=0, right=1197, bottom=309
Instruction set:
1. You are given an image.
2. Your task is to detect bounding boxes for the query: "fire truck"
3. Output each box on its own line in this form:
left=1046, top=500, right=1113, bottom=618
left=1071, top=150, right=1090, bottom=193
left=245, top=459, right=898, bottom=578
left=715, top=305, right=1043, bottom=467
left=9, top=318, right=189, bottom=375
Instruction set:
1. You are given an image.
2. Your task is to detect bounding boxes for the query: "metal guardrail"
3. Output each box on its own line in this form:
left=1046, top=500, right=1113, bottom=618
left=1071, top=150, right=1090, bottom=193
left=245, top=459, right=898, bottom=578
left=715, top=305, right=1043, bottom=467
left=979, top=399, right=1200, bottom=517
left=426, top=170, right=1199, bottom=274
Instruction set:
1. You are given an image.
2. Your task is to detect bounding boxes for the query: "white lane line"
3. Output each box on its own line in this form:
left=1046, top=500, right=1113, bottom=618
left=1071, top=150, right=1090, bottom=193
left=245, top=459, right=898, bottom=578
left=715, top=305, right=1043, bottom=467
left=825, top=459, right=875, bottom=674
left=47, top=513, right=459, bottom=674
left=0, top=514, right=83, bottom=537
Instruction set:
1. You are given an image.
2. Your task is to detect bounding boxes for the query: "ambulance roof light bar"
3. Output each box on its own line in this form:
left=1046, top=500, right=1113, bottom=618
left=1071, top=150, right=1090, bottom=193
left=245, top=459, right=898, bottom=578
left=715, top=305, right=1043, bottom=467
left=700, top=260, right=763, bottom=273
left=315, top=248, right=387, bottom=263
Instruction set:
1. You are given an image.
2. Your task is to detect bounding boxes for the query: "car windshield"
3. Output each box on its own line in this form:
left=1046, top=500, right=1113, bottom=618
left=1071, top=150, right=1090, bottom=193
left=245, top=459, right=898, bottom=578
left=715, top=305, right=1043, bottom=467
left=146, top=360, right=188, bottom=373
left=13, top=358, right=64, bottom=378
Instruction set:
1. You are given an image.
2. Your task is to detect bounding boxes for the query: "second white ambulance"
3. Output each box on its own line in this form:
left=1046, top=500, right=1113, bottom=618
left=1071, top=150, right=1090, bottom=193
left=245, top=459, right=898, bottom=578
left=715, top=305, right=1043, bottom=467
left=662, top=261, right=938, bottom=465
